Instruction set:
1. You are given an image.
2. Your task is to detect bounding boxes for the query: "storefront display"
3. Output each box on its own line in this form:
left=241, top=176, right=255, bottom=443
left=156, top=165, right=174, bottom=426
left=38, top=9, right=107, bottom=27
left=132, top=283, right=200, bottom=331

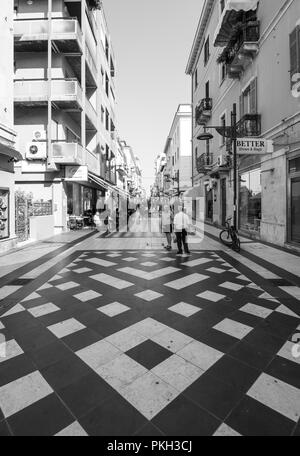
left=0, top=189, right=9, bottom=239
left=239, top=168, right=261, bottom=232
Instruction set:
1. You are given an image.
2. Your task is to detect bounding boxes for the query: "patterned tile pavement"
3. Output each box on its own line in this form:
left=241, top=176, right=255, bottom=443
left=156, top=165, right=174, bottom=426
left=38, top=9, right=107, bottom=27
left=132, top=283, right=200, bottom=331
left=0, top=247, right=299, bottom=436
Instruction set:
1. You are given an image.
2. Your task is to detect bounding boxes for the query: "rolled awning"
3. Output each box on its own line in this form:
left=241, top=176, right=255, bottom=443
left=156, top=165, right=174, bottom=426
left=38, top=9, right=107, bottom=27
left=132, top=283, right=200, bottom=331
left=213, top=0, right=259, bottom=47
left=88, top=172, right=130, bottom=199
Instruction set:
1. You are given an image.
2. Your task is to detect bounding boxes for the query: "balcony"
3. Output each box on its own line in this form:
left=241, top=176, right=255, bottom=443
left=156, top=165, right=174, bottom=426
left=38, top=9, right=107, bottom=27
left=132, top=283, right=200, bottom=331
left=14, top=18, right=83, bottom=53
left=196, top=153, right=214, bottom=174
left=14, top=79, right=83, bottom=110
left=85, top=99, right=97, bottom=131
left=86, top=149, right=99, bottom=174
left=85, top=44, right=98, bottom=88
left=236, top=114, right=261, bottom=137
left=52, top=142, right=83, bottom=165
left=195, top=98, right=213, bottom=126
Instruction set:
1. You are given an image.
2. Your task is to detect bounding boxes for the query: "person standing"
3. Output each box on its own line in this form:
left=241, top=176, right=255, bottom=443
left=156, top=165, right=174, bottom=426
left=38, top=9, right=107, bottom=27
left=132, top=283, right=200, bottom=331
left=173, top=205, right=191, bottom=255
left=162, top=204, right=173, bottom=251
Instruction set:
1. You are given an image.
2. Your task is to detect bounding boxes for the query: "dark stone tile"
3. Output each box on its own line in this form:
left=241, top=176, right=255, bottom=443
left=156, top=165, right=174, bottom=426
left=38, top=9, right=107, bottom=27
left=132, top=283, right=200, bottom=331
left=153, top=395, right=220, bottom=436
left=57, top=372, right=115, bottom=418
left=7, top=393, right=73, bottom=436
left=41, top=355, right=92, bottom=390
left=197, top=328, right=239, bottom=353
left=0, top=354, right=36, bottom=387
left=62, top=328, right=102, bottom=352
left=258, top=313, right=299, bottom=340
left=14, top=326, right=57, bottom=352
left=243, top=328, right=285, bottom=355
left=89, top=318, right=123, bottom=338
left=226, top=395, right=295, bottom=436
left=126, top=340, right=172, bottom=370
left=134, top=422, right=165, bottom=436
left=265, top=356, right=300, bottom=390
left=1, top=312, right=41, bottom=334
left=207, top=355, right=260, bottom=393
left=27, top=341, right=72, bottom=370
left=183, top=371, right=244, bottom=420
left=228, top=341, right=275, bottom=370
left=79, top=393, right=147, bottom=436
left=230, top=310, right=263, bottom=328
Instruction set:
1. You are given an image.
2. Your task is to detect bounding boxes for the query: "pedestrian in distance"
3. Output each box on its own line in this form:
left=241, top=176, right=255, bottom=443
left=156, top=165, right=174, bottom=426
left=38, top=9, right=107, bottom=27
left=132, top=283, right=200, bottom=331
left=173, top=205, right=191, bottom=256
left=162, top=204, right=173, bottom=251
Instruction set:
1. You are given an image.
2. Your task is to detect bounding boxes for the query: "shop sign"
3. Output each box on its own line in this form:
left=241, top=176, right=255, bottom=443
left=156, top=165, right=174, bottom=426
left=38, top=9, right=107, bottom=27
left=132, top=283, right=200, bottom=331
left=65, top=165, right=88, bottom=181
left=237, top=138, right=273, bottom=155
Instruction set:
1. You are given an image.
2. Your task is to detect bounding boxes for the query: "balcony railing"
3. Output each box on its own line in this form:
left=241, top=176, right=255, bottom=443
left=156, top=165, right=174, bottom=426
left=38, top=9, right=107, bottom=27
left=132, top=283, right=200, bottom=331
left=85, top=98, right=97, bottom=130
left=52, top=142, right=83, bottom=165
left=14, top=18, right=82, bottom=50
left=14, top=79, right=83, bottom=108
left=196, top=153, right=214, bottom=174
left=195, top=98, right=213, bottom=126
left=85, top=44, right=97, bottom=86
left=236, top=114, right=261, bottom=137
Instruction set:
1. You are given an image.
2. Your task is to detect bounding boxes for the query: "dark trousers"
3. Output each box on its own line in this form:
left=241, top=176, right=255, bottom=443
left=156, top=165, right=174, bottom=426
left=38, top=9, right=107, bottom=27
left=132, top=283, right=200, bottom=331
left=176, top=229, right=189, bottom=253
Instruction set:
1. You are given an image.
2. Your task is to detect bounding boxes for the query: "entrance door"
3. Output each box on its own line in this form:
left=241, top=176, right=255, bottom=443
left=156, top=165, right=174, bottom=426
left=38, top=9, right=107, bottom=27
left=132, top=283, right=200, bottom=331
left=206, top=187, right=213, bottom=221
left=291, top=177, right=300, bottom=244
left=221, top=178, right=227, bottom=226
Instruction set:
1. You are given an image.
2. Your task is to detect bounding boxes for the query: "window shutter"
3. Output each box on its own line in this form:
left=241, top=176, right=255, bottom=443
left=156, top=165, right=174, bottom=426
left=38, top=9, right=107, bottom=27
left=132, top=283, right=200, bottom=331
left=249, top=77, right=257, bottom=113
left=290, top=27, right=300, bottom=87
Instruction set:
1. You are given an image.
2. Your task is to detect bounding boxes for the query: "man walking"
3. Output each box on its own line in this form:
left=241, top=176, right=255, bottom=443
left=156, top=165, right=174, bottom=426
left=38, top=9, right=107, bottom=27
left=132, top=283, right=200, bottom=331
left=174, top=205, right=191, bottom=255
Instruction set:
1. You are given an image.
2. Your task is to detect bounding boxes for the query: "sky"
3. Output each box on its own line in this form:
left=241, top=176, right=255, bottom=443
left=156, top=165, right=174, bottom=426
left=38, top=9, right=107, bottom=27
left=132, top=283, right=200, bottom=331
left=103, top=0, right=204, bottom=194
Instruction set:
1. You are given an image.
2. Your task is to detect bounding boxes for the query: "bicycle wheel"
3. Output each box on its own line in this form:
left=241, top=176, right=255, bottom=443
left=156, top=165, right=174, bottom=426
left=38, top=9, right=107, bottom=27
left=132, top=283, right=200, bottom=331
left=231, top=233, right=241, bottom=252
left=219, top=230, right=233, bottom=247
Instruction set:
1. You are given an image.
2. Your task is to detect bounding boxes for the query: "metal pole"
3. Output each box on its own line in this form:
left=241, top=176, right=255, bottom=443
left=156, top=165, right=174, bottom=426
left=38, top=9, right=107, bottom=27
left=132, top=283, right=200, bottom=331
left=47, top=0, right=52, bottom=166
left=232, top=103, right=237, bottom=230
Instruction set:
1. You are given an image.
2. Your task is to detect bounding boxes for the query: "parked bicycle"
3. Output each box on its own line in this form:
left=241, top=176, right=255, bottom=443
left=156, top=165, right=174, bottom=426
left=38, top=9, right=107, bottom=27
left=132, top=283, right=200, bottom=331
left=219, top=217, right=241, bottom=252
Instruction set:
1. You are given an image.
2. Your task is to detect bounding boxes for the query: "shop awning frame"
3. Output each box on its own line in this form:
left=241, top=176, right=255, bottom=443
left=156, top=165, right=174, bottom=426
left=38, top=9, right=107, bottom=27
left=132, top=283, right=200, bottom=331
left=213, top=0, right=259, bottom=47
left=88, top=172, right=130, bottom=199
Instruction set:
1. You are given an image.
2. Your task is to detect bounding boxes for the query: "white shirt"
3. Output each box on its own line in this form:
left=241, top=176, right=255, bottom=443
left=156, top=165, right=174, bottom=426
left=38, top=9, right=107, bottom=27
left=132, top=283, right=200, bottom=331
left=174, top=211, right=190, bottom=231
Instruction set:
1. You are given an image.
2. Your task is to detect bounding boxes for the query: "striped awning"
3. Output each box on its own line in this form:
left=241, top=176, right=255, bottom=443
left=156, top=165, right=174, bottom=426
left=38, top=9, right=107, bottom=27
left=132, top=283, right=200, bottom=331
left=213, top=0, right=259, bottom=47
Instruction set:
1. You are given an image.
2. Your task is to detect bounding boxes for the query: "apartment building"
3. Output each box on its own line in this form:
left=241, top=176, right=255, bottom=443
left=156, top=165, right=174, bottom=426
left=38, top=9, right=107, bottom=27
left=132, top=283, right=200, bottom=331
left=186, top=0, right=300, bottom=249
left=119, top=140, right=144, bottom=198
left=162, top=104, right=192, bottom=198
left=0, top=1, right=22, bottom=253
left=13, top=0, right=118, bottom=234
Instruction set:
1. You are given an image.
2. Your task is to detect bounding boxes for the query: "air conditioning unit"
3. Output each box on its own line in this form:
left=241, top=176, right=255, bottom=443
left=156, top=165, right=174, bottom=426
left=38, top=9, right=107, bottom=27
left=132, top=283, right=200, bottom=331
left=217, top=154, right=226, bottom=167
left=25, top=142, right=47, bottom=161
left=32, top=130, right=46, bottom=141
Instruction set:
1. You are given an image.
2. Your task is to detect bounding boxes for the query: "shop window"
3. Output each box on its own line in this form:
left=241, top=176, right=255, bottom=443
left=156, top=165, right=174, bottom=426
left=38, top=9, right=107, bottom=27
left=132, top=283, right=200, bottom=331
left=0, top=189, right=9, bottom=239
left=239, top=169, right=261, bottom=232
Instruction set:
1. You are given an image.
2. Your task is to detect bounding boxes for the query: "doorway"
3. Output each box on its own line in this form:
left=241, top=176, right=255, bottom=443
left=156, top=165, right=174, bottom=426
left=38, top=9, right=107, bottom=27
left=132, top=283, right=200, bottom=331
left=288, top=156, right=300, bottom=245
left=221, top=178, right=227, bottom=226
left=205, top=187, right=213, bottom=221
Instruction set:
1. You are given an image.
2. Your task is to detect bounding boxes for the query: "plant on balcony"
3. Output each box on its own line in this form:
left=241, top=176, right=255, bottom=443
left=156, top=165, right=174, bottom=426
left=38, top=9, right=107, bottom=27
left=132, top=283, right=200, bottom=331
left=87, top=0, right=102, bottom=10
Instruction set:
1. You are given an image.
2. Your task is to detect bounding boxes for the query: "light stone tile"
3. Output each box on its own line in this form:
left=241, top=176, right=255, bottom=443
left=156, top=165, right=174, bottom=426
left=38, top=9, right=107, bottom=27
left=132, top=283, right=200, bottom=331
left=135, top=290, right=163, bottom=301
left=161, top=258, right=174, bottom=262
left=236, top=275, right=251, bottom=282
left=76, top=340, right=122, bottom=370
left=181, top=258, right=212, bottom=267
left=122, top=257, right=137, bottom=262
left=21, top=292, right=41, bottom=302
left=121, top=371, right=179, bottom=420
left=275, top=305, right=299, bottom=318
left=97, top=354, right=147, bottom=390
left=49, top=274, right=63, bottom=282
left=197, top=291, right=226, bottom=302
left=73, top=267, right=92, bottom=274
left=90, top=273, right=133, bottom=289
left=1, top=304, right=25, bottom=317
left=240, top=303, right=273, bottom=319
left=247, top=373, right=300, bottom=422
left=219, top=282, right=244, bottom=292
left=87, top=258, right=116, bottom=267
left=277, top=341, right=300, bottom=365
left=206, top=267, right=226, bottom=274
left=74, top=290, right=102, bottom=302
left=59, top=268, right=69, bottom=274
left=177, top=341, right=224, bottom=371
left=279, top=286, right=300, bottom=301
left=106, top=253, right=121, bottom=257
left=55, top=422, right=88, bottom=436
left=151, top=327, right=193, bottom=353
left=228, top=268, right=239, bottom=274
left=106, top=326, right=147, bottom=352
left=98, top=302, right=130, bottom=317
left=141, top=262, right=157, bottom=267
left=169, top=302, right=201, bottom=317
left=0, top=371, right=53, bottom=418
left=28, top=303, right=60, bottom=318
left=247, top=283, right=263, bottom=291
left=152, top=354, right=203, bottom=392
left=213, top=423, right=241, bottom=436
left=48, top=318, right=85, bottom=338
left=56, top=281, right=79, bottom=291
left=165, top=273, right=209, bottom=290
left=0, top=339, right=23, bottom=363
left=119, top=266, right=180, bottom=280
left=259, top=292, right=279, bottom=303
left=142, top=253, right=156, bottom=257
left=131, top=318, right=167, bottom=338
left=37, top=283, right=53, bottom=291
left=0, top=321, right=3, bottom=330
left=213, top=318, right=253, bottom=340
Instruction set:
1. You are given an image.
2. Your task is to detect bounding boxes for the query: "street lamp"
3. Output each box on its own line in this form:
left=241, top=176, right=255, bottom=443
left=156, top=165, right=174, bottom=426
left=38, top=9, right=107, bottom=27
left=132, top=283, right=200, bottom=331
left=197, top=103, right=238, bottom=230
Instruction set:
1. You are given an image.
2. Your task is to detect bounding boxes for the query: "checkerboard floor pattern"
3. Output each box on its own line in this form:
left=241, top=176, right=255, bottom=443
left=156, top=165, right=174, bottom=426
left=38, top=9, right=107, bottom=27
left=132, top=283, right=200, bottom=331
left=0, top=249, right=299, bottom=436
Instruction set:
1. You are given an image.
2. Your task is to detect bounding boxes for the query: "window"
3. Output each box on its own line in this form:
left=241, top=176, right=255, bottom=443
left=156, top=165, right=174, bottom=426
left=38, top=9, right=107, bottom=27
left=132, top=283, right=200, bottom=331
left=66, top=128, right=79, bottom=144
left=240, top=78, right=257, bottom=117
left=205, top=140, right=210, bottom=156
left=220, top=62, right=226, bottom=84
left=204, top=36, right=210, bottom=66
left=290, top=26, right=300, bottom=88
left=105, top=36, right=109, bottom=61
left=105, top=109, right=109, bottom=131
left=220, top=114, right=226, bottom=146
left=194, top=69, right=198, bottom=91
left=205, top=80, right=210, bottom=99
left=105, top=73, right=109, bottom=97
left=239, top=169, right=261, bottom=233
left=101, top=106, right=104, bottom=124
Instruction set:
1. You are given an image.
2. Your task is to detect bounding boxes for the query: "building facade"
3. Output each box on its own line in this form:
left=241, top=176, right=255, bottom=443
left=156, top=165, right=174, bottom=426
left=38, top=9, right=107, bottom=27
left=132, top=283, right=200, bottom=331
left=13, top=0, right=117, bottom=235
left=186, top=0, right=300, bottom=249
left=0, top=0, right=22, bottom=253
